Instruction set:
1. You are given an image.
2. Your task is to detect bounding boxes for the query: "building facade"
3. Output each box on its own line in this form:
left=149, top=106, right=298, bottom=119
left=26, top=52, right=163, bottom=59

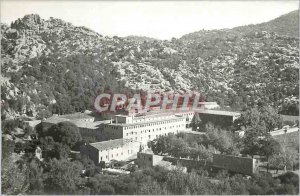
left=100, top=112, right=187, bottom=146
left=136, top=151, right=164, bottom=167
left=195, top=109, right=240, bottom=130
left=80, top=138, right=141, bottom=164
left=41, top=112, right=108, bottom=141
left=213, top=154, right=258, bottom=175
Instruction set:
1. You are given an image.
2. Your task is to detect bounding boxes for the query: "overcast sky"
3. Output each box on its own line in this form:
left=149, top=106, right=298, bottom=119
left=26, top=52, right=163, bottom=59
left=1, top=1, right=298, bottom=40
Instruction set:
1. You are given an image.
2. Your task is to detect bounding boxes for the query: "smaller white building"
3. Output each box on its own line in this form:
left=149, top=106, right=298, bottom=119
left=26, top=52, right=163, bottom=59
left=80, top=138, right=141, bottom=164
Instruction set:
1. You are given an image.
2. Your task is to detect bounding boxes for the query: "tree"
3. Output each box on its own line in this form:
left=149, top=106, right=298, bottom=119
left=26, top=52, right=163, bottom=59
left=1, top=119, right=21, bottom=134
left=259, top=106, right=283, bottom=132
left=166, top=169, right=209, bottom=194
left=276, top=172, right=299, bottom=194
left=199, top=144, right=218, bottom=162
left=234, top=106, right=283, bottom=133
left=268, top=153, right=286, bottom=173
left=47, top=122, right=82, bottom=148
left=269, top=147, right=298, bottom=173
left=248, top=173, right=281, bottom=195
left=169, top=138, right=190, bottom=158
left=44, top=158, right=84, bottom=194
left=2, top=139, right=15, bottom=159
left=36, top=109, right=52, bottom=120
left=241, top=125, right=266, bottom=157
left=86, top=175, right=115, bottom=194
left=1, top=156, right=29, bottom=195
left=27, top=158, right=44, bottom=194
left=135, top=178, right=168, bottom=195
left=235, top=107, right=283, bottom=157
left=191, top=113, right=202, bottom=131
left=260, top=137, right=281, bottom=171
left=205, top=123, right=238, bottom=155
left=40, top=136, right=71, bottom=160
left=78, top=155, right=96, bottom=177
left=278, top=172, right=299, bottom=187
left=148, top=134, right=177, bottom=155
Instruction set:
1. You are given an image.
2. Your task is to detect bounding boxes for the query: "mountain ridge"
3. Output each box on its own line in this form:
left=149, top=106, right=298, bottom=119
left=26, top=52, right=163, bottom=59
left=1, top=10, right=299, bottom=119
left=180, top=10, right=299, bottom=42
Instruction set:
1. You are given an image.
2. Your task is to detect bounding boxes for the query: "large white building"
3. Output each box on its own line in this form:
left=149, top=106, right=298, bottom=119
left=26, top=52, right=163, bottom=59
left=100, top=111, right=188, bottom=147
left=80, top=110, right=193, bottom=163
left=42, top=107, right=240, bottom=164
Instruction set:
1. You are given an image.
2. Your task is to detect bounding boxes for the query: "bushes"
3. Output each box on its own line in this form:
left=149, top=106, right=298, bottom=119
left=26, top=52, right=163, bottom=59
left=148, top=133, right=215, bottom=160
left=45, top=122, right=82, bottom=149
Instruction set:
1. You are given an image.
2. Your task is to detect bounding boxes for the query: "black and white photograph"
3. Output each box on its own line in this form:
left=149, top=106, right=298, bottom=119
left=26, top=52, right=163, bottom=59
left=0, top=0, right=299, bottom=195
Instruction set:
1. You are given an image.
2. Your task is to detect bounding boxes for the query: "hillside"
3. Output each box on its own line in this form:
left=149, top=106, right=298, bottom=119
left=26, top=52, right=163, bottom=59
left=181, top=10, right=299, bottom=41
left=250, top=10, right=299, bottom=37
left=1, top=11, right=299, bottom=119
left=124, top=35, right=158, bottom=43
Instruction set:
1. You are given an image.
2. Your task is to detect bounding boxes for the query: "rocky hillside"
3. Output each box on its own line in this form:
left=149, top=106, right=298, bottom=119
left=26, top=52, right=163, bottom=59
left=181, top=10, right=299, bottom=41
left=1, top=11, right=299, bottom=119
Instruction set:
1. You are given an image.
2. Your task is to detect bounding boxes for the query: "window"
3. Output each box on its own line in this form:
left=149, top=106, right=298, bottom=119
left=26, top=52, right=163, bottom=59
left=149, top=157, right=152, bottom=161
left=101, top=157, right=103, bottom=161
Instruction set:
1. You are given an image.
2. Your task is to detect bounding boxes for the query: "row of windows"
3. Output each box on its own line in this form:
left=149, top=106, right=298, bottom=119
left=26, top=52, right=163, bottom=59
left=138, top=154, right=152, bottom=161
left=128, top=132, right=178, bottom=141
left=181, top=112, right=194, bottom=116
left=132, top=115, right=172, bottom=123
left=103, top=125, right=119, bottom=129
left=124, top=119, right=184, bottom=130
left=125, top=125, right=183, bottom=136
left=100, top=149, right=133, bottom=161
left=100, top=146, right=120, bottom=152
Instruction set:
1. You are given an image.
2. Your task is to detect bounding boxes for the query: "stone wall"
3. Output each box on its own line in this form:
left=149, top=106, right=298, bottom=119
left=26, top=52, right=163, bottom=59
left=213, top=154, right=257, bottom=175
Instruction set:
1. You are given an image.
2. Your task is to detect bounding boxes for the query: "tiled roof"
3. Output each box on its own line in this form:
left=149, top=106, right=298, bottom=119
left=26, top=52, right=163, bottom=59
left=89, top=139, right=139, bottom=151
left=59, top=112, right=94, bottom=120
left=74, top=120, right=109, bottom=129
left=109, top=115, right=185, bottom=126
left=43, top=112, right=94, bottom=123
left=43, top=116, right=109, bottom=129
left=195, top=109, right=240, bottom=116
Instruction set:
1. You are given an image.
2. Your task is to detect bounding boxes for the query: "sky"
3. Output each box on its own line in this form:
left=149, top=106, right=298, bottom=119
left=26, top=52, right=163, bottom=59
left=1, top=1, right=298, bottom=40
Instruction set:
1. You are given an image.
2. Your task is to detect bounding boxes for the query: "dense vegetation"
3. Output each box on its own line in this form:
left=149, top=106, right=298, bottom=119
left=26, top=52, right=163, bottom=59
left=1, top=11, right=299, bottom=120
left=149, top=106, right=298, bottom=171
left=1, top=10, right=299, bottom=195
left=1, top=101, right=299, bottom=195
